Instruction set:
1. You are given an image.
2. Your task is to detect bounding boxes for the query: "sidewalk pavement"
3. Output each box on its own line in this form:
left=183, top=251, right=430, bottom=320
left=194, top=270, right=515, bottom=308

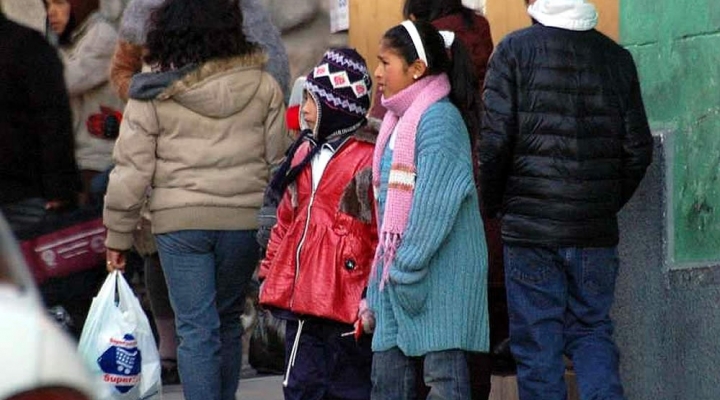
left=159, top=373, right=544, bottom=400
left=162, top=374, right=285, bottom=400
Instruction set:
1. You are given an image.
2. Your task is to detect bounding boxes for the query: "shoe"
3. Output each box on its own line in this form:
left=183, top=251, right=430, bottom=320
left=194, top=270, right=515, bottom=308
left=161, top=358, right=181, bottom=385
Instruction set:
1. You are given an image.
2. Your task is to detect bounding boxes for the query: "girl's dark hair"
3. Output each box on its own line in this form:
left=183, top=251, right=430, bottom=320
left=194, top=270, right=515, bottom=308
left=46, top=0, right=99, bottom=45
left=56, top=14, right=77, bottom=45
left=382, top=20, right=480, bottom=141
left=403, top=0, right=476, bottom=29
left=144, top=0, right=258, bottom=71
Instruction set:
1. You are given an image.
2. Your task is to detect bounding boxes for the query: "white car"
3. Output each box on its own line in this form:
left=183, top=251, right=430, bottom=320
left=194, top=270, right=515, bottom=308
left=0, top=215, right=96, bottom=400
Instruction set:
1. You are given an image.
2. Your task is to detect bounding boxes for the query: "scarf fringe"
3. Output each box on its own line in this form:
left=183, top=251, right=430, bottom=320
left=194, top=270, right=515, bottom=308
left=371, top=232, right=401, bottom=291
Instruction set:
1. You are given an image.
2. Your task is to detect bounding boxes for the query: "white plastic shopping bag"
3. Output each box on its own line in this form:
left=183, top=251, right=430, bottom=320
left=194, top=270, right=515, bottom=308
left=78, top=271, right=162, bottom=399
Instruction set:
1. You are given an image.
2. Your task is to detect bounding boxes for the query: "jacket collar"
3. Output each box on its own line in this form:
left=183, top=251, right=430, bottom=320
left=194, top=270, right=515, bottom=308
left=158, top=52, right=267, bottom=99
left=128, top=52, right=267, bottom=101
left=301, top=123, right=376, bottom=159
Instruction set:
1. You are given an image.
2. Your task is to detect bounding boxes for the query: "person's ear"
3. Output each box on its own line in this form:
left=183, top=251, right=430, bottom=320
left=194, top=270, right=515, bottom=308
left=410, top=60, right=427, bottom=80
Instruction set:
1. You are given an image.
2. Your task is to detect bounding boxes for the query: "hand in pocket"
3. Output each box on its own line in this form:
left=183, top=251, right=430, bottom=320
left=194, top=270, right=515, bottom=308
left=389, top=269, right=429, bottom=317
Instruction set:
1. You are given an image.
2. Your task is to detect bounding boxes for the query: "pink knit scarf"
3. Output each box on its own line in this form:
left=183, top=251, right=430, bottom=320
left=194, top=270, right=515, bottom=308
left=371, top=73, right=451, bottom=288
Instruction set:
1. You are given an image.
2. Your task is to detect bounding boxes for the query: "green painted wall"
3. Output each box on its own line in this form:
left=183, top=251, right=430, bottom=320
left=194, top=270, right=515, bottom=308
left=621, top=0, right=720, bottom=264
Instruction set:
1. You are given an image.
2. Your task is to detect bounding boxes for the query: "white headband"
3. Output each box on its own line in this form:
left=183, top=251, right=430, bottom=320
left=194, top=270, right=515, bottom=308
left=401, top=20, right=428, bottom=66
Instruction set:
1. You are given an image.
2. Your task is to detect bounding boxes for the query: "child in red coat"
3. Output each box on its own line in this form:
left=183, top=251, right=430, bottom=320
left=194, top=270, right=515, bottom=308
left=259, top=48, right=378, bottom=400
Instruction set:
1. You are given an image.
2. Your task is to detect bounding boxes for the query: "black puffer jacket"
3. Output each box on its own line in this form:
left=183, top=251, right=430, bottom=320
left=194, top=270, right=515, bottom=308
left=479, top=24, right=653, bottom=247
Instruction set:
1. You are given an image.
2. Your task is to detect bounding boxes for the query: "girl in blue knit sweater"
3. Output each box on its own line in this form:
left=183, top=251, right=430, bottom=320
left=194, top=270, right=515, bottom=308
left=367, top=20, right=489, bottom=399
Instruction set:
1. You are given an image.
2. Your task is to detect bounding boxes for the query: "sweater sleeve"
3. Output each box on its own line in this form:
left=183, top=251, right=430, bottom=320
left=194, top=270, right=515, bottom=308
left=103, top=100, right=159, bottom=250
left=389, top=107, right=475, bottom=285
left=63, top=21, right=118, bottom=96
left=479, top=42, right=517, bottom=217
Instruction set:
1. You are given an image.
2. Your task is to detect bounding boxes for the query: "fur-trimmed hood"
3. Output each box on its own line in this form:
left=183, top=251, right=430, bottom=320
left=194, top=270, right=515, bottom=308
left=98, top=0, right=128, bottom=25
left=129, top=53, right=269, bottom=118
left=117, top=0, right=162, bottom=44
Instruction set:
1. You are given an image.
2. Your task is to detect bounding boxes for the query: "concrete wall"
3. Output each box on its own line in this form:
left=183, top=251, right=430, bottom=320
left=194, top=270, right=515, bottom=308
left=613, top=134, right=677, bottom=399
left=614, top=133, right=720, bottom=400
left=622, top=0, right=720, bottom=264
left=613, top=0, right=720, bottom=399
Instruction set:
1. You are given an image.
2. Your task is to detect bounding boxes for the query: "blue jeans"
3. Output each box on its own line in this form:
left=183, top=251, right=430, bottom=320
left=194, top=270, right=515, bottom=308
left=504, top=245, right=624, bottom=400
left=371, top=347, right=469, bottom=400
left=156, top=229, right=258, bottom=400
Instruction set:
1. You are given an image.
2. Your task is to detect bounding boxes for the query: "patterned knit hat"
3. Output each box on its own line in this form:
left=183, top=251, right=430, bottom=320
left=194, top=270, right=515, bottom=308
left=305, top=48, right=371, bottom=140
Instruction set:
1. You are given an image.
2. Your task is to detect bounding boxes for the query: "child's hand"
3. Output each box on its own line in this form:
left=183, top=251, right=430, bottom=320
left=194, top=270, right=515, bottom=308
left=354, top=298, right=375, bottom=340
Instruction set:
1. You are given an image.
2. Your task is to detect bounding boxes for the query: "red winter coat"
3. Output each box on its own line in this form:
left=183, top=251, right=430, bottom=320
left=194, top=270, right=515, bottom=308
left=259, top=131, right=378, bottom=324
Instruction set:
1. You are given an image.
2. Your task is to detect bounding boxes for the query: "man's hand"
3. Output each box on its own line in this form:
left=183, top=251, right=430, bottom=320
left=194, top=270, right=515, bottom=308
left=106, top=248, right=127, bottom=272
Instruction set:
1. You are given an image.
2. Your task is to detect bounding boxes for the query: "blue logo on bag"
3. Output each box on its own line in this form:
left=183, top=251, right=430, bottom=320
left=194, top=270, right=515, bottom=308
left=98, top=334, right=142, bottom=393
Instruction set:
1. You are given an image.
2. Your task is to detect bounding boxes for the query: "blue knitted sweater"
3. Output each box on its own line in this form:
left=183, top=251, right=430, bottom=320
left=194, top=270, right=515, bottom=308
left=367, top=99, right=489, bottom=356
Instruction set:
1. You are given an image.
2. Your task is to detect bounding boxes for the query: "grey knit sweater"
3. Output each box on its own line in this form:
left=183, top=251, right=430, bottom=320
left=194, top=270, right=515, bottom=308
left=118, top=0, right=291, bottom=95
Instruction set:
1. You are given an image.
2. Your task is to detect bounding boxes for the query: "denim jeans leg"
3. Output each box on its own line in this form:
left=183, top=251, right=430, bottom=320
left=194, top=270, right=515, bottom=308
left=371, top=347, right=417, bottom=400
left=504, top=245, right=567, bottom=400
left=564, top=247, right=625, bottom=400
left=156, top=230, right=221, bottom=400
left=423, top=350, right=471, bottom=400
left=214, top=230, right=258, bottom=400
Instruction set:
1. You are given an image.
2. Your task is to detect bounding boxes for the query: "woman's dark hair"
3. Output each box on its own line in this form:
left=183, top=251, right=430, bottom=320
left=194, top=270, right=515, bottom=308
left=382, top=20, right=480, bottom=141
left=403, top=0, right=476, bottom=29
left=144, top=0, right=258, bottom=71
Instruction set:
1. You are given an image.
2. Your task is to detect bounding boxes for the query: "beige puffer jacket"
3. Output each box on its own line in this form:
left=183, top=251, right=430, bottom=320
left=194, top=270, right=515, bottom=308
left=104, top=53, right=291, bottom=251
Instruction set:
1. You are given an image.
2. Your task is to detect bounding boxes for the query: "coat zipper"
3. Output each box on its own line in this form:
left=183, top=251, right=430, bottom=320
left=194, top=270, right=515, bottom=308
left=289, top=138, right=353, bottom=308
left=290, top=168, right=317, bottom=308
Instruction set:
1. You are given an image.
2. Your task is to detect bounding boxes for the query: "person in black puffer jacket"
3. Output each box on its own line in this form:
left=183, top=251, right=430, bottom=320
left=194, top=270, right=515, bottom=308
left=0, top=11, right=81, bottom=237
left=478, top=0, right=653, bottom=399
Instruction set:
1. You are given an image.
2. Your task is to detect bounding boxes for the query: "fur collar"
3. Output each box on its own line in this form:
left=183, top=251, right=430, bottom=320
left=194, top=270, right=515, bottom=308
left=158, top=52, right=268, bottom=99
left=354, top=126, right=377, bottom=144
